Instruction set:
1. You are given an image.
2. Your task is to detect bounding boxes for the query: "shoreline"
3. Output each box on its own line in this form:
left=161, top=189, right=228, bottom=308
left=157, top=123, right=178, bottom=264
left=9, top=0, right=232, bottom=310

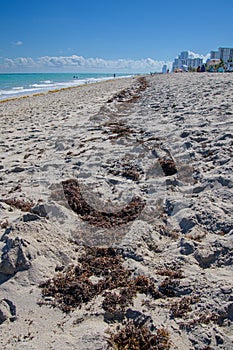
left=0, top=73, right=134, bottom=103
left=0, top=73, right=232, bottom=349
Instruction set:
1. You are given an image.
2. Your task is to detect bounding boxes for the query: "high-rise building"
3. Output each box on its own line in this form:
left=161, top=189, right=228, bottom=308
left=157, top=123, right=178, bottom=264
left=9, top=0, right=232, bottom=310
left=218, top=47, right=233, bottom=62
left=179, top=51, right=189, bottom=60
left=172, top=51, right=203, bottom=71
left=210, top=51, right=219, bottom=59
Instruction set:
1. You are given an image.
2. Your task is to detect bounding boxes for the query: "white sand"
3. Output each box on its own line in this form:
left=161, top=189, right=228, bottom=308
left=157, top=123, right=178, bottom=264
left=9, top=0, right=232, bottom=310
left=0, top=73, right=232, bottom=349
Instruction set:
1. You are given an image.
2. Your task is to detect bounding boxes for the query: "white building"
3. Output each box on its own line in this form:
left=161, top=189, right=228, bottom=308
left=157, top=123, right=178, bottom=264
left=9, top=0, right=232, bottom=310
left=172, top=51, right=203, bottom=71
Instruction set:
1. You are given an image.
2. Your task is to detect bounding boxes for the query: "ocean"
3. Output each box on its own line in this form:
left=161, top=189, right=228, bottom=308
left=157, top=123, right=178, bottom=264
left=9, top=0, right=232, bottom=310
left=0, top=72, right=132, bottom=101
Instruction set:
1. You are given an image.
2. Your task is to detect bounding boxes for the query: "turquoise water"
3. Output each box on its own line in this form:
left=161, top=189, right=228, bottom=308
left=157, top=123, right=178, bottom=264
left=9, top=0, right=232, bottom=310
left=0, top=73, right=131, bottom=100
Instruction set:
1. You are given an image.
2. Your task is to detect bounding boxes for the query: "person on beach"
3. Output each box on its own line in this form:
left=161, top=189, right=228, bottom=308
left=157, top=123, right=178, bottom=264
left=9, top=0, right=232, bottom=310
left=201, top=64, right=206, bottom=72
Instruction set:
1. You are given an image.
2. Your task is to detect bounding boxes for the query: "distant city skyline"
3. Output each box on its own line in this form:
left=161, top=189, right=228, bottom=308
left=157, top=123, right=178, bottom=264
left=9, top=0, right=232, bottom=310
left=172, top=51, right=204, bottom=72
left=1, top=0, right=233, bottom=73
left=172, top=47, right=233, bottom=72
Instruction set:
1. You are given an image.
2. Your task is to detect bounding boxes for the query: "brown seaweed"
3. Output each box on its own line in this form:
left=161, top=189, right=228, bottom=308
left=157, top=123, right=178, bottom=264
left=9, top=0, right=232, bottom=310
left=106, top=321, right=171, bottom=350
left=103, top=121, right=134, bottom=139
left=107, top=77, right=148, bottom=104
left=60, top=179, right=146, bottom=228
left=170, top=296, right=198, bottom=318
left=39, top=247, right=161, bottom=313
left=2, top=198, right=35, bottom=212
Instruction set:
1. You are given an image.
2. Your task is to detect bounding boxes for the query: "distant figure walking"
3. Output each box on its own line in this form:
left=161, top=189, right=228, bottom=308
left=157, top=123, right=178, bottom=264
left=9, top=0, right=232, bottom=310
left=113, top=73, right=116, bottom=78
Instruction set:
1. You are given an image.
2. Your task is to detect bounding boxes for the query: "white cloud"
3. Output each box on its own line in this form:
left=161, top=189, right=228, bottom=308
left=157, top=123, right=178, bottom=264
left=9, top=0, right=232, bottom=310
left=3, top=57, right=35, bottom=68
left=0, top=54, right=173, bottom=73
left=12, top=41, right=23, bottom=46
left=188, top=51, right=210, bottom=62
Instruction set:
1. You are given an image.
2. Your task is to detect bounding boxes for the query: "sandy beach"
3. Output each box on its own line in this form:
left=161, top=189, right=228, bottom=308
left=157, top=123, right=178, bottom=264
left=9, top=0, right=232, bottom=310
left=0, top=73, right=232, bottom=349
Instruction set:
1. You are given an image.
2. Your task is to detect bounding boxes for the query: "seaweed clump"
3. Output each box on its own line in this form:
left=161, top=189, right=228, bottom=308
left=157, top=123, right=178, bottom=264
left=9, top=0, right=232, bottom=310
left=2, top=198, right=35, bottom=212
left=107, top=77, right=148, bottom=104
left=103, top=275, right=161, bottom=316
left=170, top=296, right=198, bottom=318
left=158, top=277, right=180, bottom=297
left=103, top=121, right=134, bottom=140
left=107, top=321, right=171, bottom=350
left=40, top=247, right=128, bottom=312
left=39, top=247, right=160, bottom=313
left=106, top=160, right=143, bottom=182
left=157, top=268, right=183, bottom=279
left=55, top=179, right=146, bottom=228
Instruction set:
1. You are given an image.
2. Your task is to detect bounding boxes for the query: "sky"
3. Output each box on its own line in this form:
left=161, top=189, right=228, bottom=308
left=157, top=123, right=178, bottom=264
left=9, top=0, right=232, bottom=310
left=0, top=0, right=233, bottom=73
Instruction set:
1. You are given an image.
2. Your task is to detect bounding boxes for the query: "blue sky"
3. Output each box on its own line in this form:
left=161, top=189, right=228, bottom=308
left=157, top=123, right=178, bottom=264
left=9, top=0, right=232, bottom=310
left=0, top=0, right=233, bottom=73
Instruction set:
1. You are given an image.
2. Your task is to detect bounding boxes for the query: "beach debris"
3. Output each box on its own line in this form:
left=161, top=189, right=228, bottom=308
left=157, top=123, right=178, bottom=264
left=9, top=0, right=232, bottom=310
left=1, top=198, right=35, bottom=212
left=107, top=76, right=148, bottom=104
left=106, top=320, right=171, bottom=350
left=52, top=179, right=146, bottom=227
left=103, top=121, right=134, bottom=139
left=105, top=159, right=143, bottom=181
left=158, top=277, right=180, bottom=297
left=107, top=88, right=133, bottom=103
left=179, top=311, right=219, bottom=331
left=170, top=296, right=198, bottom=318
left=39, top=247, right=161, bottom=314
left=103, top=275, right=161, bottom=320
left=157, top=267, right=183, bottom=279
left=39, top=247, right=129, bottom=312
